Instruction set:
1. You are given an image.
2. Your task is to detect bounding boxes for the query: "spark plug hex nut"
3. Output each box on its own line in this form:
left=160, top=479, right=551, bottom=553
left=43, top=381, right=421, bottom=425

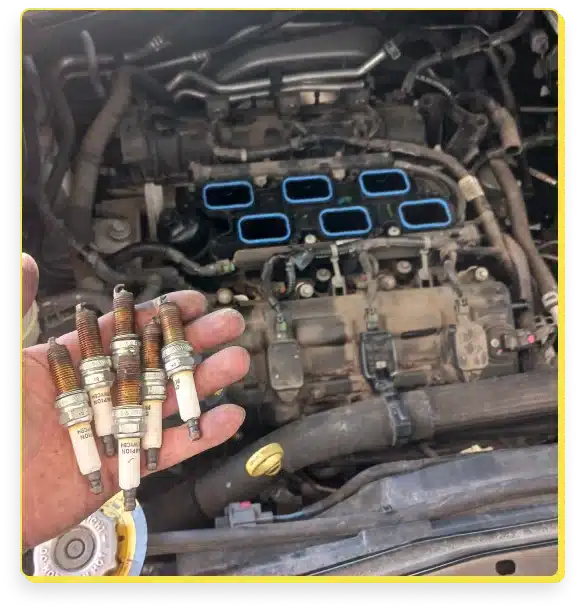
left=79, top=356, right=114, bottom=391
left=161, top=340, right=199, bottom=376
left=110, top=335, right=141, bottom=371
left=142, top=369, right=167, bottom=401
left=113, top=406, right=147, bottom=438
left=54, top=390, right=92, bottom=427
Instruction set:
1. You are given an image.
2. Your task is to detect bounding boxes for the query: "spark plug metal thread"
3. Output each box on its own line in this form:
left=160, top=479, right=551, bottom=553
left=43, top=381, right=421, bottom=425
left=46, top=338, right=103, bottom=494
left=109, top=284, right=140, bottom=371
left=75, top=304, right=116, bottom=457
left=141, top=318, right=166, bottom=471
left=158, top=296, right=202, bottom=441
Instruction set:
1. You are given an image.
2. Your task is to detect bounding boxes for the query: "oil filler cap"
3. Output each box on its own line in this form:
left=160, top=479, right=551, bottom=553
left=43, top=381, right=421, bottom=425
left=245, top=443, right=284, bottom=477
left=33, top=491, right=147, bottom=576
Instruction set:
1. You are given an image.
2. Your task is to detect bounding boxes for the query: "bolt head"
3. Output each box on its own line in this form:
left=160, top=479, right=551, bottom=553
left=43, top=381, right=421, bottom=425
left=387, top=225, right=402, bottom=237
left=490, top=338, right=500, bottom=348
left=304, top=234, right=317, bottom=245
left=475, top=267, right=489, bottom=282
left=396, top=260, right=412, bottom=274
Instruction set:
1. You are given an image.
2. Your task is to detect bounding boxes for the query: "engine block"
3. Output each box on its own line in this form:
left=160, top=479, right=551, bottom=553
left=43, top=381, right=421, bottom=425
left=222, top=280, right=520, bottom=425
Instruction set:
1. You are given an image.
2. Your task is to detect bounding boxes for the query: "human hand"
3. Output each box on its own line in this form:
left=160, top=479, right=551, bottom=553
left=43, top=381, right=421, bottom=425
left=22, top=254, right=250, bottom=549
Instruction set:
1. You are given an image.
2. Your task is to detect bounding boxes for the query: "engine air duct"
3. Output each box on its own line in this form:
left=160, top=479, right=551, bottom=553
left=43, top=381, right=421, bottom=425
left=237, top=213, right=291, bottom=245
left=398, top=198, right=452, bottom=231
left=202, top=180, right=254, bottom=211
left=358, top=169, right=411, bottom=197
left=319, top=206, right=372, bottom=238
left=282, top=175, right=333, bottom=204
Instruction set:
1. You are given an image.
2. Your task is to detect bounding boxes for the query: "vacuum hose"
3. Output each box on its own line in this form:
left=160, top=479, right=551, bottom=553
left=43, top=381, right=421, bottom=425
left=144, top=370, right=557, bottom=529
left=69, top=67, right=134, bottom=245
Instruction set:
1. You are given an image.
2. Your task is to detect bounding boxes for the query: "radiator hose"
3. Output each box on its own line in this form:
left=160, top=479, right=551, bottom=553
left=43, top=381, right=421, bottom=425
left=143, top=370, right=557, bottom=529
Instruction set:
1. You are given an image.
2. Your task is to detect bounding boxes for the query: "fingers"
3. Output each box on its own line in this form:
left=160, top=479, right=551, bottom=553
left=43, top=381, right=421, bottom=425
left=22, top=253, right=39, bottom=316
left=162, top=346, right=250, bottom=418
left=145, top=404, right=245, bottom=475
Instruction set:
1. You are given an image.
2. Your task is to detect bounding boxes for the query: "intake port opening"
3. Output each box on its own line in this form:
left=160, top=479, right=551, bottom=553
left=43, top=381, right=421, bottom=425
left=319, top=206, right=372, bottom=238
left=282, top=175, right=333, bottom=204
left=203, top=181, right=254, bottom=210
left=398, top=199, right=452, bottom=230
left=238, top=214, right=291, bottom=245
left=359, top=169, right=411, bottom=197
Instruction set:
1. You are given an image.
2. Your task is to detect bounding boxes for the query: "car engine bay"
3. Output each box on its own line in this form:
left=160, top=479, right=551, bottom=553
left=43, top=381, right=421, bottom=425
left=22, top=10, right=559, bottom=576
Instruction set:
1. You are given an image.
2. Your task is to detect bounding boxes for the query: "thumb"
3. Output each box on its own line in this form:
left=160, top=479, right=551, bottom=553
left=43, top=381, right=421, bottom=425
left=22, top=253, right=39, bottom=317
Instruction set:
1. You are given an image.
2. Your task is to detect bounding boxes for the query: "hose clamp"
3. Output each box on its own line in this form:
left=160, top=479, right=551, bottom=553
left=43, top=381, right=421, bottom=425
left=379, top=383, right=413, bottom=446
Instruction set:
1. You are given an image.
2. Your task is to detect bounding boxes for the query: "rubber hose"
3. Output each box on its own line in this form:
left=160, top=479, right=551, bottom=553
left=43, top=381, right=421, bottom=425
left=401, top=12, right=534, bottom=93
left=504, top=233, right=534, bottom=305
left=192, top=370, right=557, bottom=519
left=385, top=141, right=512, bottom=269
left=273, top=457, right=448, bottom=522
left=39, top=290, right=113, bottom=317
left=69, top=67, right=135, bottom=245
left=45, top=67, right=76, bottom=208
left=106, top=243, right=231, bottom=277
left=479, top=94, right=522, bottom=155
left=489, top=159, right=557, bottom=298
left=393, top=160, right=467, bottom=223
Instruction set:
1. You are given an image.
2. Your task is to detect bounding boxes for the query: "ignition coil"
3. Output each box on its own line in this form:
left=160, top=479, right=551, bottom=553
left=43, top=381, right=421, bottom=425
left=46, top=338, right=103, bottom=494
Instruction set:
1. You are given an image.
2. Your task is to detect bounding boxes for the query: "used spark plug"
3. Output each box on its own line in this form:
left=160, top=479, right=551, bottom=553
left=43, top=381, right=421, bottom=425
left=75, top=304, right=115, bottom=457
left=158, top=295, right=202, bottom=441
left=47, top=338, right=103, bottom=494
left=141, top=318, right=167, bottom=471
left=110, top=286, right=145, bottom=511
left=109, top=284, right=141, bottom=371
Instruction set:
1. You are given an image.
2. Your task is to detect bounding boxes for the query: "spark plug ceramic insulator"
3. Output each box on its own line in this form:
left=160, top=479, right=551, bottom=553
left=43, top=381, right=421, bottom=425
left=47, top=338, right=103, bottom=494
left=141, top=318, right=167, bottom=471
left=157, top=295, right=202, bottom=441
left=75, top=304, right=116, bottom=457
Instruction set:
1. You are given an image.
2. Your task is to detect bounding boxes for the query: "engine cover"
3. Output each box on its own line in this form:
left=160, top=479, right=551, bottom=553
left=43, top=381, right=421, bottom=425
left=224, top=280, right=519, bottom=425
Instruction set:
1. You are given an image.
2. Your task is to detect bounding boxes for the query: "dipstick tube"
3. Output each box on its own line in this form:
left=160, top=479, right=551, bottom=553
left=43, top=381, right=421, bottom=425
left=47, top=338, right=103, bottom=494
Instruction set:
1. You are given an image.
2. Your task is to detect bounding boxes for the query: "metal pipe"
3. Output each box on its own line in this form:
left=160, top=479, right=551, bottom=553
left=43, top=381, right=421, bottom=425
left=174, top=80, right=366, bottom=103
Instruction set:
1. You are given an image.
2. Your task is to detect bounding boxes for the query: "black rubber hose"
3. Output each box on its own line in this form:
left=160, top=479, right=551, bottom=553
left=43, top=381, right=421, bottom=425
left=273, top=457, right=449, bottom=522
left=489, top=159, right=557, bottom=298
left=192, top=370, right=557, bottom=519
left=45, top=66, right=76, bottom=208
left=393, top=160, right=467, bottom=223
left=401, top=11, right=535, bottom=94
left=106, top=243, right=234, bottom=277
left=69, top=67, right=135, bottom=245
left=471, top=133, right=557, bottom=174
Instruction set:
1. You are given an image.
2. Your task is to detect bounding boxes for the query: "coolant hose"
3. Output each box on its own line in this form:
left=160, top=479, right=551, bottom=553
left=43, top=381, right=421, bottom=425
left=489, top=159, right=558, bottom=321
left=401, top=11, right=534, bottom=94
left=190, top=370, right=557, bottom=520
left=69, top=67, right=134, bottom=245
